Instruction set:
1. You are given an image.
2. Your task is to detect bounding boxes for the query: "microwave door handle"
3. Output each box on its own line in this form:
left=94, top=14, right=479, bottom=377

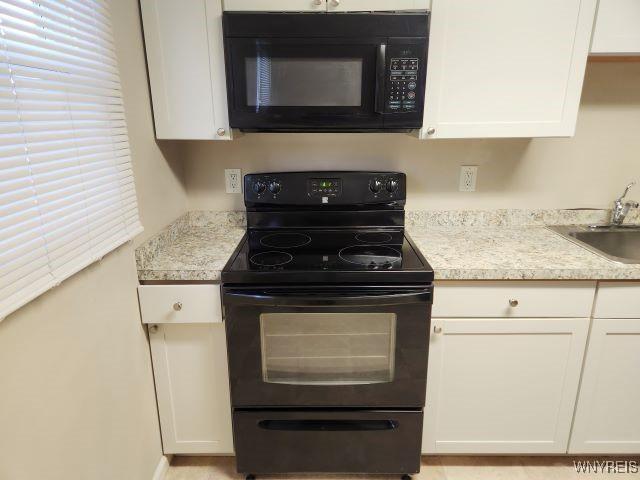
left=223, top=290, right=431, bottom=307
left=374, top=43, right=387, bottom=114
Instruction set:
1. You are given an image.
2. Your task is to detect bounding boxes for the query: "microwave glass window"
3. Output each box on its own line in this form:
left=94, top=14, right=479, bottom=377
left=245, top=57, right=363, bottom=108
left=260, top=312, right=396, bottom=385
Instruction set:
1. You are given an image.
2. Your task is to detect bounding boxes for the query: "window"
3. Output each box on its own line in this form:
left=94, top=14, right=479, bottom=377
left=0, top=0, right=142, bottom=320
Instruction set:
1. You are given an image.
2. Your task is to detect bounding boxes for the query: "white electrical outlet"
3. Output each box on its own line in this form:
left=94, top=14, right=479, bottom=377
left=225, top=169, right=242, bottom=194
left=459, top=166, right=478, bottom=192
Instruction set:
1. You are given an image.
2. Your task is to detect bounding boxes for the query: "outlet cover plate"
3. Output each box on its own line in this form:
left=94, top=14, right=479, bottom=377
left=459, top=166, right=478, bottom=192
left=225, top=169, right=242, bottom=194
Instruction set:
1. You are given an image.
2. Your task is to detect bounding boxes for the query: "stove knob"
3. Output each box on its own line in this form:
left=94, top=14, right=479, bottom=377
left=268, top=181, right=282, bottom=194
left=369, top=179, right=383, bottom=194
left=386, top=178, right=399, bottom=193
left=253, top=181, right=266, bottom=194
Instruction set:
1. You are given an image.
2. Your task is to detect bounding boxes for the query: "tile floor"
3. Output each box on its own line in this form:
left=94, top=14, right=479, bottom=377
left=165, top=456, right=640, bottom=480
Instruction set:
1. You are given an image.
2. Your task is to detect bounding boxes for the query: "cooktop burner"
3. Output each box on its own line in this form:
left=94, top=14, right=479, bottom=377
left=355, top=232, right=393, bottom=244
left=339, top=245, right=401, bottom=269
left=250, top=251, right=293, bottom=267
left=260, top=232, right=311, bottom=249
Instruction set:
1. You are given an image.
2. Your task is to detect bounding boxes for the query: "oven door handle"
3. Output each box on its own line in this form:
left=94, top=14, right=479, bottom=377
left=223, top=289, right=431, bottom=307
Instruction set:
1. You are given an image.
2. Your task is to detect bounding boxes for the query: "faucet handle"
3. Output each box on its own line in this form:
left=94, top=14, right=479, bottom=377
left=618, top=182, right=636, bottom=202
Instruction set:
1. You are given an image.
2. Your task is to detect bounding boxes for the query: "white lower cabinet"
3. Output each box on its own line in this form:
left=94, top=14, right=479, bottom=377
left=569, top=318, right=640, bottom=454
left=423, top=317, right=589, bottom=454
left=149, top=322, right=233, bottom=454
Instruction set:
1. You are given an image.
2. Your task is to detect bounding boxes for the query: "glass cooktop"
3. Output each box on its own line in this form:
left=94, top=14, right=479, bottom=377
left=226, top=229, right=427, bottom=273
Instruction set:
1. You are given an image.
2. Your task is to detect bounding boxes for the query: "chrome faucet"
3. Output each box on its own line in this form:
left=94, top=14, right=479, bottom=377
left=611, top=182, right=639, bottom=226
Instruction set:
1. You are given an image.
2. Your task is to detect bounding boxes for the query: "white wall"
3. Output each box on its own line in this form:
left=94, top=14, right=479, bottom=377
left=184, top=62, right=640, bottom=212
left=0, top=0, right=188, bottom=478
left=0, top=245, right=162, bottom=480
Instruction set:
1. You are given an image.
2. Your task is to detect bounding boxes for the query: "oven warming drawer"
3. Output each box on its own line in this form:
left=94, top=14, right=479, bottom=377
left=233, top=409, right=423, bottom=474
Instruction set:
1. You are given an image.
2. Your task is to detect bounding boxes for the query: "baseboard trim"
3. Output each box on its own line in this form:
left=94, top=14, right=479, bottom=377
left=152, top=455, right=171, bottom=480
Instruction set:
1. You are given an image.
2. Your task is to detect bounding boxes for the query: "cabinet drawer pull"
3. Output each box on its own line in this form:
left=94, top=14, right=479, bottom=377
left=509, top=299, right=519, bottom=307
left=433, top=326, right=442, bottom=334
left=173, top=301, right=183, bottom=311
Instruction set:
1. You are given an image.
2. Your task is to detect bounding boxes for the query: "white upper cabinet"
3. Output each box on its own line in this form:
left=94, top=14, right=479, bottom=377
left=421, top=0, right=598, bottom=139
left=140, top=0, right=231, bottom=140
left=223, top=0, right=327, bottom=11
left=591, top=0, right=640, bottom=55
left=327, top=0, right=430, bottom=12
left=223, top=0, right=429, bottom=12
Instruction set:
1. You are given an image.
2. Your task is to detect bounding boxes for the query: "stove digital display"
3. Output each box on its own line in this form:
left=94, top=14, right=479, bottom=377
left=308, top=178, right=342, bottom=198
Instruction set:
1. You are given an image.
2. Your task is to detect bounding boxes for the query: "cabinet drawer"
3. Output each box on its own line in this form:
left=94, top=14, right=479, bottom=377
left=594, top=282, right=640, bottom=319
left=138, top=285, right=222, bottom=324
left=432, top=281, right=596, bottom=318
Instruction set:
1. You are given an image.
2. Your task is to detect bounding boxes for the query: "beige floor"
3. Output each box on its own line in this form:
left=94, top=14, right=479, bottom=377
left=165, top=456, right=640, bottom=480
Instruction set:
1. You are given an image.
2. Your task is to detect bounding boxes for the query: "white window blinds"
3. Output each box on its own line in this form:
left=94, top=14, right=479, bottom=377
left=0, top=0, right=142, bottom=319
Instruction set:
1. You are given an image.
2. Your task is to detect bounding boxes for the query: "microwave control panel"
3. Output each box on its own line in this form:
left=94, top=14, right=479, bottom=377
left=384, top=42, right=426, bottom=115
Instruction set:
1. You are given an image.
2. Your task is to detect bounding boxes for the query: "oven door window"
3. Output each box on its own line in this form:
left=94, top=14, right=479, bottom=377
left=260, top=313, right=396, bottom=385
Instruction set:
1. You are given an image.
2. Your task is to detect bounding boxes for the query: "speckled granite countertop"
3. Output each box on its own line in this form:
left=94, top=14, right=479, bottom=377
left=136, top=212, right=246, bottom=282
left=136, top=210, right=640, bottom=282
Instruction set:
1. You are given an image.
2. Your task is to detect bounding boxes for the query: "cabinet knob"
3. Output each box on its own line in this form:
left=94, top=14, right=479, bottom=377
left=313, top=0, right=323, bottom=5
left=173, top=301, right=183, bottom=311
left=433, top=325, right=442, bottom=334
left=330, top=0, right=340, bottom=6
left=149, top=324, right=158, bottom=334
left=426, top=127, right=436, bottom=136
left=217, top=128, right=226, bottom=137
left=509, top=299, right=519, bottom=307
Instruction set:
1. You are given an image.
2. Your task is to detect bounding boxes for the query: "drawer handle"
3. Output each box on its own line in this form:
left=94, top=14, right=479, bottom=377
left=173, top=302, right=183, bottom=311
left=149, top=324, right=158, bottom=334
left=509, top=299, right=519, bottom=307
left=258, top=419, right=398, bottom=432
left=433, top=326, right=442, bottom=334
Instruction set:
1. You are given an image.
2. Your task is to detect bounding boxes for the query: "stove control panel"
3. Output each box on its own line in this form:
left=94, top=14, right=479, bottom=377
left=308, top=178, right=342, bottom=198
left=245, top=172, right=406, bottom=206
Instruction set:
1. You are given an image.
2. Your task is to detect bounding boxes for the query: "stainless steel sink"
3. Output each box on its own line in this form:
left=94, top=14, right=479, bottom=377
left=548, top=225, right=640, bottom=264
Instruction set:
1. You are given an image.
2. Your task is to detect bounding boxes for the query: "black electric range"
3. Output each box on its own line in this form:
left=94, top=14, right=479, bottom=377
left=221, top=172, right=433, bottom=479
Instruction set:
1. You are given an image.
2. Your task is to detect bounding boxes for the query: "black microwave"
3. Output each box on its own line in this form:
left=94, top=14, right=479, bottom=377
left=223, top=12, right=429, bottom=133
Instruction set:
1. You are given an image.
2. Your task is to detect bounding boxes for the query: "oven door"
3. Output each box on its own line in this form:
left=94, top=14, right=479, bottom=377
left=225, top=38, right=385, bottom=131
left=223, top=286, right=432, bottom=408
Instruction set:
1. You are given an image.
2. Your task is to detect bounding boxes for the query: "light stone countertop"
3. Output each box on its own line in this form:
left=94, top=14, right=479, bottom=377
left=136, top=212, right=246, bottom=282
left=136, top=210, right=640, bottom=282
left=408, top=226, right=640, bottom=280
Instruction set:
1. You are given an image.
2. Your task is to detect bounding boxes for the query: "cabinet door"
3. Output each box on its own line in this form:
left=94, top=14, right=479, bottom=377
left=421, top=0, right=597, bottom=139
left=569, top=318, right=640, bottom=454
left=223, top=0, right=327, bottom=11
left=149, top=323, right=233, bottom=454
left=327, top=0, right=429, bottom=12
left=140, top=0, right=230, bottom=140
left=423, top=318, right=589, bottom=454
left=591, top=0, right=640, bottom=55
